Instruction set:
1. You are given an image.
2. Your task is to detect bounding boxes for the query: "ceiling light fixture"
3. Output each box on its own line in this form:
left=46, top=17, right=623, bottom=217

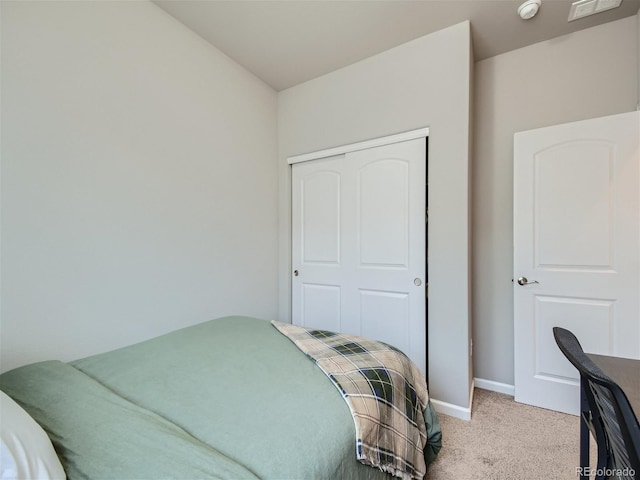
left=518, top=0, right=542, bottom=19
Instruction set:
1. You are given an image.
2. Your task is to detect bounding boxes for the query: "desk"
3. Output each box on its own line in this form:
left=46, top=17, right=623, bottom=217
left=588, top=354, right=640, bottom=417
left=578, top=353, right=640, bottom=480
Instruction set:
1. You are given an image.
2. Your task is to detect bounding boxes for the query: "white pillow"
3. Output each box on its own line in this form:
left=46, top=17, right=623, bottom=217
left=1, top=391, right=66, bottom=480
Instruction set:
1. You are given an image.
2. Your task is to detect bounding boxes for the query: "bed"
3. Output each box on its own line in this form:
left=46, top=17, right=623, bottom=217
left=0, top=315, right=441, bottom=479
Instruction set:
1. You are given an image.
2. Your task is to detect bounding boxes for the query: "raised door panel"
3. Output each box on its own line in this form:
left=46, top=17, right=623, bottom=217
left=359, top=289, right=410, bottom=354
left=301, top=171, right=341, bottom=265
left=535, top=141, right=614, bottom=270
left=358, top=159, right=409, bottom=268
left=301, top=284, right=341, bottom=332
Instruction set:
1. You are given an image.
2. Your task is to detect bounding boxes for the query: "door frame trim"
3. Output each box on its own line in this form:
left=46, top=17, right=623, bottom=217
left=287, top=127, right=429, bottom=165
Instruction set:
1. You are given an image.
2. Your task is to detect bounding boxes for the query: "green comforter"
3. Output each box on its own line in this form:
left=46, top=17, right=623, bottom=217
left=0, top=316, right=442, bottom=479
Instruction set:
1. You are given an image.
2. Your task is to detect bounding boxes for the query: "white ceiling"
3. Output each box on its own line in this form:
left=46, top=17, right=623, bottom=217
left=154, top=0, right=640, bottom=91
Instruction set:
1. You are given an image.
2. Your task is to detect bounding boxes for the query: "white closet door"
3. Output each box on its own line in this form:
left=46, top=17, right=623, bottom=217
left=291, top=138, right=426, bottom=373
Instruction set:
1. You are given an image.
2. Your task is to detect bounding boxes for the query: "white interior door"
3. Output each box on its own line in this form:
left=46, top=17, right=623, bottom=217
left=514, top=111, right=640, bottom=415
left=291, top=138, right=426, bottom=373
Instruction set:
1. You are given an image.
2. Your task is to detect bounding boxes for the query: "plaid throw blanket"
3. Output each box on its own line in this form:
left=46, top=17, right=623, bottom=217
left=271, top=321, right=429, bottom=480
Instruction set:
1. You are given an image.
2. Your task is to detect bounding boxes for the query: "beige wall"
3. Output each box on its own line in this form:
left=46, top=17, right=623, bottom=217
left=278, top=22, right=473, bottom=412
left=473, top=16, right=638, bottom=387
left=1, top=1, right=279, bottom=372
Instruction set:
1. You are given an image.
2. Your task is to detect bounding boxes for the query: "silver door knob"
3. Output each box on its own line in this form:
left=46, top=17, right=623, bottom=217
left=414, top=278, right=422, bottom=286
left=517, top=276, right=539, bottom=286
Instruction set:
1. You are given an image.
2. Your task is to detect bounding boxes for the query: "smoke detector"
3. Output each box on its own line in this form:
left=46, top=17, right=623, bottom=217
left=568, top=0, right=622, bottom=21
left=518, top=0, right=542, bottom=19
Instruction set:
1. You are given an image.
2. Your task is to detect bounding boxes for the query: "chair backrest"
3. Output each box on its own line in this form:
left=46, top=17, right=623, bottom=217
left=553, top=327, right=640, bottom=479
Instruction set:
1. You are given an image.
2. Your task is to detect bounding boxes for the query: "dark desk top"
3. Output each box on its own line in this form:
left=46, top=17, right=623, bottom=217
left=587, top=353, right=640, bottom=418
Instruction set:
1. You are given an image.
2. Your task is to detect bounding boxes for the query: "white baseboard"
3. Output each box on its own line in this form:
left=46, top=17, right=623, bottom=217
left=430, top=380, right=474, bottom=421
left=474, top=377, right=515, bottom=396
left=430, top=398, right=471, bottom=420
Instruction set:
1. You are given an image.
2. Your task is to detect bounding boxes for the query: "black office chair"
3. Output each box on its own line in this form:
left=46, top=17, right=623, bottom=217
left=553, top=327, right=640, bottom=480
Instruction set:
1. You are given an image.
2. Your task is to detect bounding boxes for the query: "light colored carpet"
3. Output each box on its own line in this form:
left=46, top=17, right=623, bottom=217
left=426, top=388, right=595, bottom=480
